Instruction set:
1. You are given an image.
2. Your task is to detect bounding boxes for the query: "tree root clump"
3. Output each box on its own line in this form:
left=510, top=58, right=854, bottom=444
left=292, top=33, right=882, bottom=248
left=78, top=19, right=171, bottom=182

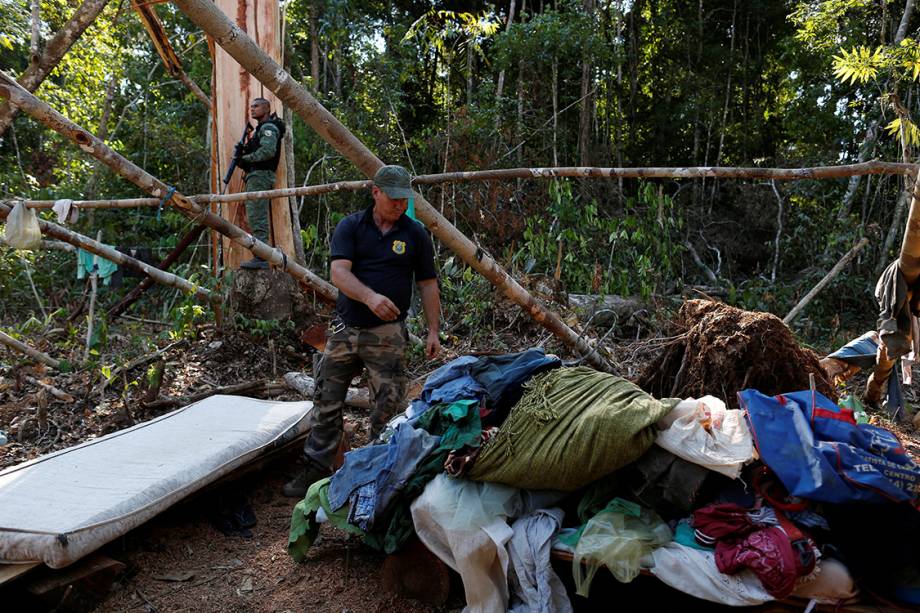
left=637, top=299, right=835, bottom=405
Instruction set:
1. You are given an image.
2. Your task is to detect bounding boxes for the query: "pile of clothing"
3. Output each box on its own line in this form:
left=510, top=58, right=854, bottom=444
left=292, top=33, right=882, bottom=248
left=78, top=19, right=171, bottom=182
left=289, top=348, right=920, bottom=612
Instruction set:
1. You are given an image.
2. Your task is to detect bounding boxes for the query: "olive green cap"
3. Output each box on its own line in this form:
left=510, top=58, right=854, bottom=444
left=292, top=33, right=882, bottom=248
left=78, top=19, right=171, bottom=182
left=373, top=165, right=413, bottom=199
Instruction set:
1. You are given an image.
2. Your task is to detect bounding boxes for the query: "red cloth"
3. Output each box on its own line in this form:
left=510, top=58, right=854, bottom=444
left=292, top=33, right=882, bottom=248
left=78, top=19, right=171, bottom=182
left=714, top=527, right=799, bottom=599
left=691, top=502, right=755, bottom=540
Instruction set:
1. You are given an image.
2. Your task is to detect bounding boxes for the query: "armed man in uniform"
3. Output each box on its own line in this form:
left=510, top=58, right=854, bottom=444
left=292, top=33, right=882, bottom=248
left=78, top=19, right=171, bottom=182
left=237, top=97, right=285, bottom=269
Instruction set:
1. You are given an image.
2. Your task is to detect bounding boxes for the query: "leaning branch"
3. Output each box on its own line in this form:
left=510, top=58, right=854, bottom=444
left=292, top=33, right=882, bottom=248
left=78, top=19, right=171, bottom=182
left=0, top=202, right=214, bottom=304
left=131, top=0, right=211, bottom=108
left=0, top=0, right=112, bottom=136
left=0, top=71, right=338, bottom=306
left=9, top=161, right=917, bottom=211
left=783, top=237, right=870, bottom=325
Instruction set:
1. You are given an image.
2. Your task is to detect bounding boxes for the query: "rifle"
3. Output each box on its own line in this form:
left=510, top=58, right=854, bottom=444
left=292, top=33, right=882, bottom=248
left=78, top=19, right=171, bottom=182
left=222, top=122, right=253, bottom=186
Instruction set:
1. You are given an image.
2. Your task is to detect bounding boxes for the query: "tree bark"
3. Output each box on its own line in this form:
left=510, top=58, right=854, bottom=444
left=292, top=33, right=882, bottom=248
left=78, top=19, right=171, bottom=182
left=0, top=201, right=214, bottom=304
left=897, top=169, right=920, bottom=283
left=283, top=36, right=306, bottom=267
left=309, top=0, right=321, bottom=86
left=0, top=72, right=336, bottom=306
left=0, top=0, right=112, bottom=137
left=8, top=161, right=918, bottom=211
left=30, top=0, right=42, bottom=64
left=494, top=0, right=516, bottom=102
left=578, top=0, right=596, bottom=166
left=172, top=0, right=615, bottom=373
left=896, top=0, right=916, bottom=44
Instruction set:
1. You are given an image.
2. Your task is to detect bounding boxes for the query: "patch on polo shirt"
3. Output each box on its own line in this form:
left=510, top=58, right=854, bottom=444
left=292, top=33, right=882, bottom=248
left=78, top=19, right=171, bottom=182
left=392, top=240, right=406, bottom=255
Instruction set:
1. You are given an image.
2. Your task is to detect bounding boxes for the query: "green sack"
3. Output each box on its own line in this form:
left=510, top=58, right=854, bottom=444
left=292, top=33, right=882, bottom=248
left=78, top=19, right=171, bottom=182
left=468, top=366, right=678, bottom=491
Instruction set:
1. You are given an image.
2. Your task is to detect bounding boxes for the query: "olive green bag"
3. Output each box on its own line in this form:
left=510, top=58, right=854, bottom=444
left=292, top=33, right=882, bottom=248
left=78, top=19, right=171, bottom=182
left=468, top=366, right=678, bottom=491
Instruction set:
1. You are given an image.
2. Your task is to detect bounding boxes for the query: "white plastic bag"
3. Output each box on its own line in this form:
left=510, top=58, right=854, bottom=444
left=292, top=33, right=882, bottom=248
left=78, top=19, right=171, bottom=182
left=655, top=395, right=753, bottom=479
left=3, top=201, right=41, bottom=249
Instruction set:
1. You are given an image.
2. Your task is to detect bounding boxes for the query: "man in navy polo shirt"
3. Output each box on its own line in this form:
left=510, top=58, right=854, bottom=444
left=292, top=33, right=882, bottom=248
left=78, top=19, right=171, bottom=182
left=283, top=165, right=441, bottom=497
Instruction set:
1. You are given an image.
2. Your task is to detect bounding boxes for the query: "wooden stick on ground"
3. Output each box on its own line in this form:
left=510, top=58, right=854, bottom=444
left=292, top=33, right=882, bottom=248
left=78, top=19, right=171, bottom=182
left=0, top=331, right=62, bottom=369
left=25, top=375, right=76, bottom=403
left=95, top=338, right=189, bottom=395
left=783, top=237, right=870, bottom=325
left=142, top=379, right=286, bottom=411
left=283, top=372, right=372, bottom=409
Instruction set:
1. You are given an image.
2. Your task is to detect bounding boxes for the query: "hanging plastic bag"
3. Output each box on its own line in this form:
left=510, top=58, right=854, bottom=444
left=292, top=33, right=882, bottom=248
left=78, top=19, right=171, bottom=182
left=572, top=498, right=671, bottom=595
left=3, top=201, right=41, bottom=249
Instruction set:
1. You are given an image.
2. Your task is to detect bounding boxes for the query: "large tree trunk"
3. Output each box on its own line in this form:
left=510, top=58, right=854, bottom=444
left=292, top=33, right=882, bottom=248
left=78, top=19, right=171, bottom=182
left=172, top=0, right=616, bottom=373
left=0, top=72, right=337, bottom=306
left=212, top=0, right=296, bottom=270
left=0, top=0, right=111, bottom=137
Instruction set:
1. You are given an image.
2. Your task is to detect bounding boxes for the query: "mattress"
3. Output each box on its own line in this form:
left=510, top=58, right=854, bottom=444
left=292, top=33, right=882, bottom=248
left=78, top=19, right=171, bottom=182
left=0, top=395, right=312, bottom=568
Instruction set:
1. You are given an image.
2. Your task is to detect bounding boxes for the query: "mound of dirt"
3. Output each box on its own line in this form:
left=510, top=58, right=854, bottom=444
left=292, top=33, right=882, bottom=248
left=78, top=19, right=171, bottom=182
left=637, top=299, right=835, bottom=405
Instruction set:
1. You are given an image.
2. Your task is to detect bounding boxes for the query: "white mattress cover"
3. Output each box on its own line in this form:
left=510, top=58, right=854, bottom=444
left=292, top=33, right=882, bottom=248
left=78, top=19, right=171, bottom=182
left=0, top=395, right=312, bottom=568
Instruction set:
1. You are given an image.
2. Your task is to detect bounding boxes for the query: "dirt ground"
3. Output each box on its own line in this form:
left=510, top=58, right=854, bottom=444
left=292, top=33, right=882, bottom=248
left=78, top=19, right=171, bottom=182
left=2, top=304, right=920, bottom=612
left=91, top=463, right=457, bottom=613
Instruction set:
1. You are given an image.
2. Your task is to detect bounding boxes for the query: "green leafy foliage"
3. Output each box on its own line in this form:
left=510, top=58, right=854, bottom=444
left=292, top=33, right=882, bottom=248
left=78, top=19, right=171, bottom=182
left=1, top=0, right=915, bottom=349
left=518, top=180, right=682, bottom=299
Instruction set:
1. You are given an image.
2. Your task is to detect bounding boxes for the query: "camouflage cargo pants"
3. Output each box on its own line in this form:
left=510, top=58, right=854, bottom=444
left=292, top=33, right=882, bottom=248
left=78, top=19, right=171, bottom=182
left=244, top=170, right=274, bottom=243
left=303, top=320, right=408, bottom=470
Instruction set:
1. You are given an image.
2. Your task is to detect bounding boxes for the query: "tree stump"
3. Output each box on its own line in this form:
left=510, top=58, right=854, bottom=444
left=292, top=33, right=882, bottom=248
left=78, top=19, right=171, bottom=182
left=228, top=268, right=312, bottom=323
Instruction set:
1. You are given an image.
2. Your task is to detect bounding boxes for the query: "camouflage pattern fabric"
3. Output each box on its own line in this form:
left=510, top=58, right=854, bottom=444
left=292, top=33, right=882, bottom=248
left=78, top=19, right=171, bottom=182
left=244, top=170, right=274, bottom=243
left=304, top=320, right=408, bottom=470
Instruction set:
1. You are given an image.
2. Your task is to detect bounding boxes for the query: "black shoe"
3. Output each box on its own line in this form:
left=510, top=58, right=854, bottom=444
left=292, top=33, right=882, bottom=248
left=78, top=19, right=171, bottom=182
left=282, top=463, right=331, bottom=498
left=240, top=257, right=269, bottom=270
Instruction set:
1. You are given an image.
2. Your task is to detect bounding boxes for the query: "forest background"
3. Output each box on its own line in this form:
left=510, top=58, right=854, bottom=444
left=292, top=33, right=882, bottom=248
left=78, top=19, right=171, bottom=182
left=2, top=0, right=918, bottom=352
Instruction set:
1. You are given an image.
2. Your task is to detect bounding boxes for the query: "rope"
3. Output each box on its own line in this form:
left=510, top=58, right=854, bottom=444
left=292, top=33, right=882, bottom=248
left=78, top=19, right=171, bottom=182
left=156, top=185, right=176, bottom=221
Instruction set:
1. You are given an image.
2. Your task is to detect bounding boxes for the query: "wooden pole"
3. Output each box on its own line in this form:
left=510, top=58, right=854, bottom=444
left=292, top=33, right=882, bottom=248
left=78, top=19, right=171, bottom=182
left=783, top=237, right=870, bottom=325
left=84, top=229, right=102, bottom=363
left=0, top=331, right=62, bottom=369
left=9, top=161, right=918, bottom=211
left=898, top=169, right=920, bottom=284
left=107, top=224, right=207, bottom=319
left=172, top=0, right=615, bottom=371
left=0, top=71, right=337, bottom=306
left=0, top=202, right=214, bottom=304
left=0, top=0, right=112, bottom=137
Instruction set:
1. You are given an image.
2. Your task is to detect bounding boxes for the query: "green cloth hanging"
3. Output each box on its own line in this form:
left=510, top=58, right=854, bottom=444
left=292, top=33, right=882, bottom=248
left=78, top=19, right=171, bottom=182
left=76, top=249, right=119, bottom=286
